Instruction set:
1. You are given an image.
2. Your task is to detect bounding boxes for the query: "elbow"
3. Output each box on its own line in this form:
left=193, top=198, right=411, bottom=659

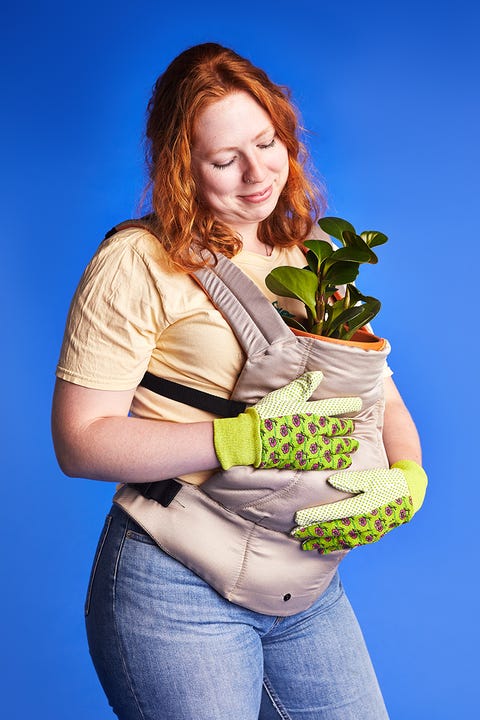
left=51, top=380, right=112, bottom=480
left=52, top=441, right=84, bottom=478
left=51, top=422, right=90, bottom=478
left=51, top=429, right=110, bottom=481
left=59, top=461, right=81, bottom=479
left=51, top=409, right=93, bottom=478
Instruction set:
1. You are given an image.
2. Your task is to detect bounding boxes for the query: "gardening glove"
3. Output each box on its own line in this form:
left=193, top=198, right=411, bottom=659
left=291, top=459, right=427, bottom=552
left=213, top=371, right=361, bottom=471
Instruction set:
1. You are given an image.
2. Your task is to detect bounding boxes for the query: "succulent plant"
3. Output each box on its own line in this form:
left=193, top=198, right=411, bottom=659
left=265, top=217, right=388, bottom=340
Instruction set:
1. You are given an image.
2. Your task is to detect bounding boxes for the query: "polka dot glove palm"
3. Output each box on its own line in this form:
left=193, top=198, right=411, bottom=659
left=213, top=372, right=361, bottom=471
left=291, top=460, right=427, bottom=552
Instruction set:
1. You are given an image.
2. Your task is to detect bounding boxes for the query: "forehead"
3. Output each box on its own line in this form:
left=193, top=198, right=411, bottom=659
left=193, top=92, right=273, bottom=150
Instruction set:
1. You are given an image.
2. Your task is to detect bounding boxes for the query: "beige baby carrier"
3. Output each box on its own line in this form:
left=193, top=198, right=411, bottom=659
left=112, top=220, right=390, bottom=616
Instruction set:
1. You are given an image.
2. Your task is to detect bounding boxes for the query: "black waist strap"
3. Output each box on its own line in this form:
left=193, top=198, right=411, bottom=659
left=134, top=478, right=182, bottom=507
left=139, top=372, right=246, bottom=417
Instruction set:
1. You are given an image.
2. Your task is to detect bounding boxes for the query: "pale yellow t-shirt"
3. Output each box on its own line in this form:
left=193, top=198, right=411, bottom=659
left=56, top=227, right=310, bottom=482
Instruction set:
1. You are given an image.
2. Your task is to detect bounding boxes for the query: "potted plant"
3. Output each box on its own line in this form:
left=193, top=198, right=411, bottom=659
left=265, top=217, right=388, bottom=341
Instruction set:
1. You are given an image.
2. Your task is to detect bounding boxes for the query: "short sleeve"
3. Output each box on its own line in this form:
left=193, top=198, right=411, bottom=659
left=56, top=233, right=166, bottom=390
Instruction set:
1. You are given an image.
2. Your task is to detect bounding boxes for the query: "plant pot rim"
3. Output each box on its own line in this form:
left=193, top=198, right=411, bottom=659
left=290, top=326, right=386, bottom=351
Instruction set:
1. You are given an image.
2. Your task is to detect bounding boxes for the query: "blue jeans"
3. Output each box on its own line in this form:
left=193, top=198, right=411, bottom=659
left=85, top=504, right=389, bottom=720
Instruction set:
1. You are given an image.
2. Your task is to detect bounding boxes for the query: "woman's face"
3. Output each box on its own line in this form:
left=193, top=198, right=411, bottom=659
left=191, top=91, right=289, bottom=238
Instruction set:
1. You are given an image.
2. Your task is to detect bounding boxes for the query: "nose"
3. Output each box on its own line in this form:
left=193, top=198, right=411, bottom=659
left=242, top=152, right=267, bottom=185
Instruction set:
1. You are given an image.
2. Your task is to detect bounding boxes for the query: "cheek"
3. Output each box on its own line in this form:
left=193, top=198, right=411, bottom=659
left=275, top=149, right=290, bottom=186
left=194, top=171, right=223, bottom=205
left=272, top=145, right=289, bottom=175
left=202, top=169, right=238, bottom=200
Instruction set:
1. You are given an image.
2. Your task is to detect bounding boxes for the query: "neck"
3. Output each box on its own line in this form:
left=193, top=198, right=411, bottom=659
left=243, top=240, right=272, bottom=256
left=239, top=229, right=272, bottom=257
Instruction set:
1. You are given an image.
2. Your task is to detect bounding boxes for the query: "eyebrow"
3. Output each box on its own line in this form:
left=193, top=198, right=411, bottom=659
left=209, top=126, right=275, bottom=155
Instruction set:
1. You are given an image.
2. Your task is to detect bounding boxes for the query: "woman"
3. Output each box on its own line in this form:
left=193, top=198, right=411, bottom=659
left=52, top=43, right=426, bottom=720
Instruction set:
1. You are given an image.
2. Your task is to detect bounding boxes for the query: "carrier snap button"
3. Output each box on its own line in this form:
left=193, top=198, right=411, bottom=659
left=283, top=593, right=292, bottom=601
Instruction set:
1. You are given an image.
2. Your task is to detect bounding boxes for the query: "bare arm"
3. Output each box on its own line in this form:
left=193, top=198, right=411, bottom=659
left=382, top=375, right=422, bottom=466
left=51, top=378, right=219, bottom=483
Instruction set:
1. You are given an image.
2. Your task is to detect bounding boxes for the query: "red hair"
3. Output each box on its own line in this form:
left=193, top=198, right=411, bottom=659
left=144, top=43, right=325, bottom=272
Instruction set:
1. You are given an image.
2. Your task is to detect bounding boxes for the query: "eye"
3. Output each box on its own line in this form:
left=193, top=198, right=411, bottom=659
left=212, top=158, right=235, bottom=170
left=258, top=137, right=276, bottom=150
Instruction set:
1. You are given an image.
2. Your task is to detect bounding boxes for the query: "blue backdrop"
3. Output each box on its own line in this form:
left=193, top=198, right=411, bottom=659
left=1, top=1, right=477, bottom=717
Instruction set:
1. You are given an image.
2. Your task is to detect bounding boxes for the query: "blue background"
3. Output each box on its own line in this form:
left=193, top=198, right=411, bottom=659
left=1, top=1, right=477, bottom=717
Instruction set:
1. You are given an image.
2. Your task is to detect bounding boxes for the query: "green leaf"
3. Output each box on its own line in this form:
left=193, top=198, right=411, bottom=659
left=345, top=284, right=370, bottom=304
left=283, top=316, right=309, bottom=332
left=327, top=305, right=365, bottom=338
left=304, top=239, right=333, bottom=265
left=329, top=297, right=349, bottom=320
left=321, top=297, right=348, bottom=335
left=360, top=230, right=388, bottom=248
left=318, top=217, right=356, bottom=241
left=341, top=231, right=378, bottom=262
left=330, top=298, right=381, bottom=340
left=320, top=285, right=340, bottom=304
left=265, top=267, right=319, bottom=318
left=323, top=246, right=372, bottom=271
left=341, top=299, right=381, bottom=340
left=323, top=262, right=360, bottom=287
left=305, top=251, right=318, bottom=273
left=341, top=230, right=363, bottom=247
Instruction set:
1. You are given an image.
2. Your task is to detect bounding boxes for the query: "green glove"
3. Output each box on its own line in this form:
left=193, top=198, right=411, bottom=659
left=291, top=459, right=427, bottom=552
left=213, top=371, right=361, bottom=471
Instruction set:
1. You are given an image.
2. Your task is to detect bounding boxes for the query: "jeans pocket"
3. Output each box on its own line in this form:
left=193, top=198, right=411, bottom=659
left=84, top=514, right=112, bottom=617
left=125, top=527, right=157, bottom=546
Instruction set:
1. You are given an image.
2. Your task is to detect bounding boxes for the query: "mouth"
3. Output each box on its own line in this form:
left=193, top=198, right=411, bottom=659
left=241, top=185, right=273, bottom=203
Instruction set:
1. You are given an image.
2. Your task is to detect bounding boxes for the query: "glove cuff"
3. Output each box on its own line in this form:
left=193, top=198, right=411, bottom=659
left=213, top=408, right=261, bottom=469
left=391, top=459, right=428, bottom=514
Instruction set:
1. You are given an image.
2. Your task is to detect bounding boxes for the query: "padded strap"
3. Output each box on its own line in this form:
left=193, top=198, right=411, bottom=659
left=195, top=255, right=295, bottom=353
left=105, top=215, right=157, bottom=239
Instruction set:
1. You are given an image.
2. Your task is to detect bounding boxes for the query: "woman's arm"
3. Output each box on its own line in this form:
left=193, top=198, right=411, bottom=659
left=51, top=378, right=219, bottom=483
left=382, top=375, right=422, bottom=466
left=52, top=373, right=361, bottom=484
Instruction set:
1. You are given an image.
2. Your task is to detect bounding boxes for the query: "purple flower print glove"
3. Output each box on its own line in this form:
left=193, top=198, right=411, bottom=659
left=213, top=371, right=361, bottom=471
left=291, top=460, right=428, bottom=552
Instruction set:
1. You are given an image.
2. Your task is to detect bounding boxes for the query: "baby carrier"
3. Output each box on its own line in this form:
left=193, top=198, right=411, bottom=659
left=111, top=219, right=391, bottom=616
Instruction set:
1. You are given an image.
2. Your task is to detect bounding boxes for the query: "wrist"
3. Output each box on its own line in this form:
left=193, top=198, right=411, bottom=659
left=391, top=459, right=428, bottom=514
left=213, top=408, right=260, bottom=469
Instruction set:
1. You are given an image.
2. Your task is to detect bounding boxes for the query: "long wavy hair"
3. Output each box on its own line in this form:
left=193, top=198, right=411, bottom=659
left=144, top=42, right=325, bottom=271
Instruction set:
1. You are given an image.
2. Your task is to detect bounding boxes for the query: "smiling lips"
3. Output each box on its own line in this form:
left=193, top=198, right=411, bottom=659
left=241, top=185, right=273, bottom=203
